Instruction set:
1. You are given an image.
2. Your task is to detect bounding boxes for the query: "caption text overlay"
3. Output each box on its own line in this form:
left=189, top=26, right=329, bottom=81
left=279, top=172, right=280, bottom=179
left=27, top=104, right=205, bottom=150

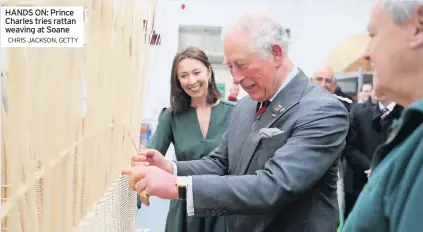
left=0, top=6, right=84, bottom=48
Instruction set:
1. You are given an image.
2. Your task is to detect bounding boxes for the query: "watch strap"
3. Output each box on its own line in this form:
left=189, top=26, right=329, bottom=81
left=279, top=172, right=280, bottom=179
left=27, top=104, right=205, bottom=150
left=176, top=177, right=188, bottom=200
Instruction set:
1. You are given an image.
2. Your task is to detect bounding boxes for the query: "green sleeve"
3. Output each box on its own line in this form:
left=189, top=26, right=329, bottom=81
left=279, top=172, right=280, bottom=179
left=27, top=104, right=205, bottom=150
left=146, top=107, right=173, bottom=155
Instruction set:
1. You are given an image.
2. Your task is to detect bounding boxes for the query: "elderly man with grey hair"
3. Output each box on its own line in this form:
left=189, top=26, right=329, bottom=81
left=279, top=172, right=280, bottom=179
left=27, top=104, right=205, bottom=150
left=124, top=14, right=349, bottom=232
left=343, top=1, right=423, bottom=231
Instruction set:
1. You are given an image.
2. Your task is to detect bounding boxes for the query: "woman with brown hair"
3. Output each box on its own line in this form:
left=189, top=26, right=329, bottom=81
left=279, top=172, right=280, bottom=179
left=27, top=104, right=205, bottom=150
left=140, top=47, right=235, bottom=232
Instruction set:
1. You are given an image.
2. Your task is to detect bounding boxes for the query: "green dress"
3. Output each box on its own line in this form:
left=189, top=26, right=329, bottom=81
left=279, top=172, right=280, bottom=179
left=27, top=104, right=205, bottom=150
left=146, top=100, right=235, bottom=232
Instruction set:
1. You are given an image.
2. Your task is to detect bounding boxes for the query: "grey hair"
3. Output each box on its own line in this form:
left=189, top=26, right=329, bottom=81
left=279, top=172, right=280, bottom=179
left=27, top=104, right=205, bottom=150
left=221, top=14, right=290, bottom=57
left=381, top=0, right=423, bottom=23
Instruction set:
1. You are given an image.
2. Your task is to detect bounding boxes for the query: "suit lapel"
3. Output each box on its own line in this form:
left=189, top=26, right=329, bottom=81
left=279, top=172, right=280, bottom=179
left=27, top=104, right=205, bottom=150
left=234, top=71, right=309, bottom=174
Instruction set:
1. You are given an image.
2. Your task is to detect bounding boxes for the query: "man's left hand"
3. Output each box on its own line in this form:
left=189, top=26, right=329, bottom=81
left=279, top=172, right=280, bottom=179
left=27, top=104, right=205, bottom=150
left=122, top=166, right=179, bottom=206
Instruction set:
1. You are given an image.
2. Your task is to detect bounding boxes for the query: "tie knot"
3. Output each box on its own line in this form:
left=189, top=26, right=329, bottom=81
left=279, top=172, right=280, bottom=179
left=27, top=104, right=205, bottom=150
left=255, top=100, right=271, bottom=118
left=380, top=107, right=390, bottom=120
left=381, top=108, right=389, bottom=114
left=261, top=100, right=271, bottom=108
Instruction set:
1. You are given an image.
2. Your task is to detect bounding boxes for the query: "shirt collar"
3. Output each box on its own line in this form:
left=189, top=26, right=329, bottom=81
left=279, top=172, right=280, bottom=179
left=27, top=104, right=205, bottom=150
left=269, top=65, right=299, bottom=102
left=379, top=101, right=396, bottom=112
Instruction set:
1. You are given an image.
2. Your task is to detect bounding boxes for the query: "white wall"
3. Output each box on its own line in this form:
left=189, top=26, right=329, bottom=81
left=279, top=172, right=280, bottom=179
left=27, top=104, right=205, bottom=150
left=142, top=0, right=374, bottom=122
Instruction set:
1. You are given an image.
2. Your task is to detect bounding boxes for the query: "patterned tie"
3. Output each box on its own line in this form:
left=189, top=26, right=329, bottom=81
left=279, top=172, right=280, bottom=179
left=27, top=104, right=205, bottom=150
left=255, top=100, right=271, bottom=120
left=380, top=107, right=390, bottom=120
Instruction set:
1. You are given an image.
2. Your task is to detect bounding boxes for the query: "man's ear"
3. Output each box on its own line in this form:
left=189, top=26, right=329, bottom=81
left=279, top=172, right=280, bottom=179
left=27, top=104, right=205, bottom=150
left=410, top=5, right=423, bottom=49
left=271, top=44, right=283, bottom=68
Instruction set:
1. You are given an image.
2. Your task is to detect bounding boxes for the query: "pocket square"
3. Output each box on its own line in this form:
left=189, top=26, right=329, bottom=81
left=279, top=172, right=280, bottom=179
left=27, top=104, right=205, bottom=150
left=259, top=128, right=285, bottom=139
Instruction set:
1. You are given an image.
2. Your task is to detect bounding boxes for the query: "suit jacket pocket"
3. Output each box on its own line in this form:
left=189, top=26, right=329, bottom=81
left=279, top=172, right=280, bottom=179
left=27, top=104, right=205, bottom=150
left=260, top=132, right=289, bottom=150
left=251, top=132, right=289, bottom=170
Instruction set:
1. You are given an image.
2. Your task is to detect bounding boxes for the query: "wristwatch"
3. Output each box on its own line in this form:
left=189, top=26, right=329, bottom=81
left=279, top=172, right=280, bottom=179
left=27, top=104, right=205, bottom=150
left=176, top=177, right=188, bottom=200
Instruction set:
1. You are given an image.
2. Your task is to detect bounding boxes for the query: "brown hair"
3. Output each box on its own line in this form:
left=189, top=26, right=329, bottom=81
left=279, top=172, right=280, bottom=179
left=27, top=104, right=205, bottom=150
left=169, top=46, right=221, bottom=113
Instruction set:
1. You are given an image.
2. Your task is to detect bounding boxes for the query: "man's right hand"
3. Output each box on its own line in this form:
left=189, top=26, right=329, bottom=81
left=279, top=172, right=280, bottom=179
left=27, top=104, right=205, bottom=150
left=131, top=149, right=174, bottom=174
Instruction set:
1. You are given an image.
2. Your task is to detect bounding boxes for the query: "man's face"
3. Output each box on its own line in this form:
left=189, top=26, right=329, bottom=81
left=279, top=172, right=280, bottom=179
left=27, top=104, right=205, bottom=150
left=361, top=84, right=373, bottom=100
left=311, top=68, right=336, bottom=93
left=223, top=31, right=282, bottom=102
left=364, top=3, right=423, bottom=101
left=361, top=84, right=372, bottom=94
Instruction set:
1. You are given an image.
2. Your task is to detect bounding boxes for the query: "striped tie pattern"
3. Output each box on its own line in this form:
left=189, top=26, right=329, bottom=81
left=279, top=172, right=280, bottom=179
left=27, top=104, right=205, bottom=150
left=380, top=107, right=390, bottom=120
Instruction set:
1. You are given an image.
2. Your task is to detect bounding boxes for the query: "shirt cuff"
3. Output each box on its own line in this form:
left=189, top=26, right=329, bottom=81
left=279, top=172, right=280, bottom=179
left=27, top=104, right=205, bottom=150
left=170, top=160, right=178, bottom=176
left=178, top=176, right=194, bottom=216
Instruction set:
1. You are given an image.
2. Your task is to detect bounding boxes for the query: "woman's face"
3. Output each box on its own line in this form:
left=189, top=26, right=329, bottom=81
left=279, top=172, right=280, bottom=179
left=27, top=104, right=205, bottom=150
left=177, top=58, right=210, bottom=100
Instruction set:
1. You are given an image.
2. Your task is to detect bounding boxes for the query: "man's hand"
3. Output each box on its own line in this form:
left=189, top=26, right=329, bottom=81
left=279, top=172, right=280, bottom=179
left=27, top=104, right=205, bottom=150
left=122, top=166, right=179, bottom=206
left=131, top=149, right=174, bottom=174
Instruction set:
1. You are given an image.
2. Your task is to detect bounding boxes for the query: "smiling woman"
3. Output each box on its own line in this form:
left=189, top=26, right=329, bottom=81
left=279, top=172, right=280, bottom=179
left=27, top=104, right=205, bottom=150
left=136, top=47, right=236, bottom=232
left=169, top=46, right=222, bottom=113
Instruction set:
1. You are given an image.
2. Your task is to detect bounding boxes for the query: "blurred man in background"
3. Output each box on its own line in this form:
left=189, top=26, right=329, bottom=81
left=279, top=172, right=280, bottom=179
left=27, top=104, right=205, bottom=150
left=311, top=67, right=353, bottom=111
left=357, top=83, right=373, bottom=104
left=342, top=91, right=403, bottom=220
left=311, top=66, right=353, bottom=221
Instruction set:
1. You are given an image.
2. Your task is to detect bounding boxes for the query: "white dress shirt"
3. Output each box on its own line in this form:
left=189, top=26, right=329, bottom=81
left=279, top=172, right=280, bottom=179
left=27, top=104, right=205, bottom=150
left=379, top=101, right=396, bottom=113
left=171, top=65, right=300, bottom=216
